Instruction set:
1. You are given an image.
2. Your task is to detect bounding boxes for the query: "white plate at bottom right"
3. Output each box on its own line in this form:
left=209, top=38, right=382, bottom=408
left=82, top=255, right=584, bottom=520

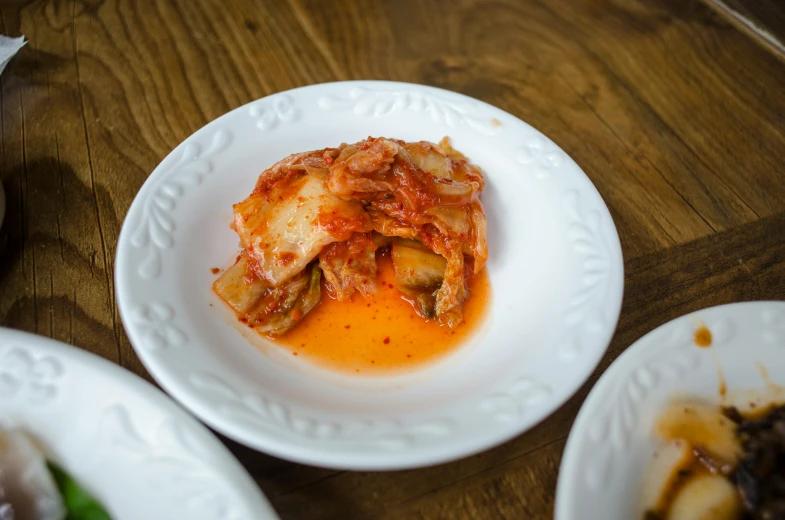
left=555, top=300, right=785, bottom=520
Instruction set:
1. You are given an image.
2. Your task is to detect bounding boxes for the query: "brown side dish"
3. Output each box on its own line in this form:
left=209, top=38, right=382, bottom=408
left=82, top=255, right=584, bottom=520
left=643, top=402, right=785, bottom=520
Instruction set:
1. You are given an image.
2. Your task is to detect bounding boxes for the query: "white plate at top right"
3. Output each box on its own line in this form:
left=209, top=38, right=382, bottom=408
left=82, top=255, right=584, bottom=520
left=555, top=300, right=785, bottom=520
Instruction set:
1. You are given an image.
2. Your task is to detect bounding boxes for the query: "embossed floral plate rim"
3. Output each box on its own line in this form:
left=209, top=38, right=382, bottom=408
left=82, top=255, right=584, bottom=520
left=555, top=300, right=785, bottom=520
left=0, top=327, right=277, bottom=520
left=115, top=80, right=624, bottom=470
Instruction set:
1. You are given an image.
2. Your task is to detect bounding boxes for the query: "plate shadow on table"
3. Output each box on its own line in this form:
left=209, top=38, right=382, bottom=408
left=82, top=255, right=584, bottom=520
left=0, top=157, right=123, bottom=360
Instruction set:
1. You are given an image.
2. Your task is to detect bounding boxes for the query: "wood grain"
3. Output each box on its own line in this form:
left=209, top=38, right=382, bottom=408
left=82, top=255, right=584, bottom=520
left=1, top=0, right=785, bottom=518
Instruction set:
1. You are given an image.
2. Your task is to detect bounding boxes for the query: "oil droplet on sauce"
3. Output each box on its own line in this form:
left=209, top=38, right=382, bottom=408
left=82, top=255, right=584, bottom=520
left=276, top=253, right=491, bottom=374
left=694, top=326, right=712, bottom=348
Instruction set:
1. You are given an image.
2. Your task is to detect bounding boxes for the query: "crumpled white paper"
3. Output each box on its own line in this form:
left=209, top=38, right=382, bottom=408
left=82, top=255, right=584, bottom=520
left=0, top=35, right=25, bottom=76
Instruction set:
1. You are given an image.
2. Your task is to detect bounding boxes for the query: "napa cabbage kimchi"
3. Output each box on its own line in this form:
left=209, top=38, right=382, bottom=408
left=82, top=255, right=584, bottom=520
left=213, top=137, right=488, bottom=336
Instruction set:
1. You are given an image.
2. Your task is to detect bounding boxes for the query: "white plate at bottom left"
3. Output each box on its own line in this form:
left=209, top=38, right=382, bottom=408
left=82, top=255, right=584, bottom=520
left=0, top=327, right=277, bottom=520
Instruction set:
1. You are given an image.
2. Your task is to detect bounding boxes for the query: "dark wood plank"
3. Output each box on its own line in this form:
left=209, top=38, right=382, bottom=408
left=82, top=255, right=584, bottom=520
left=538, top=0, right=785, bottom=218
left=0, top=0, right=121, bottom=363
left=375, top=439, right=565, bottom=520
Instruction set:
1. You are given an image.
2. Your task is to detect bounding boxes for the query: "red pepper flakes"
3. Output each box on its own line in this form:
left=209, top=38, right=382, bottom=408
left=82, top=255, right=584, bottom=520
left=383, top=337, right=390, bottom=344
left=345, top=325, right=351, bottom=329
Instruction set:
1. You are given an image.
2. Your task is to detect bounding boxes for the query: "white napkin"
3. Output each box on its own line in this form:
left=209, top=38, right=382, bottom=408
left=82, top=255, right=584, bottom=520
left=0, top=35, right=25, bottom=76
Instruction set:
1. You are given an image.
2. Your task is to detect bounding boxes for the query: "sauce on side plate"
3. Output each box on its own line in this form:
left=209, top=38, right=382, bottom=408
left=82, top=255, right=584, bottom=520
left=275, top=251, right=491, bottom=375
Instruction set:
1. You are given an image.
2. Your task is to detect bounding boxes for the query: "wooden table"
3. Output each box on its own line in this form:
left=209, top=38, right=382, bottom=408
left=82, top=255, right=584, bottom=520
left=2, top=0, right=784, bottom=518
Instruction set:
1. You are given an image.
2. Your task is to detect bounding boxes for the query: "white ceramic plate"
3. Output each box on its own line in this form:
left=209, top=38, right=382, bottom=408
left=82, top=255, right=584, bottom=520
left=555, top=301, right=785, bottom=519
left=115, top=81, right=624, bottom=470
left=0, top=328, right=277, bottom=520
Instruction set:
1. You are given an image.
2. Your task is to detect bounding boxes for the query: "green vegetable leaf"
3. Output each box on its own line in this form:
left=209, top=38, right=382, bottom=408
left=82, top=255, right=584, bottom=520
left=46, top=462, right=112, bottom=520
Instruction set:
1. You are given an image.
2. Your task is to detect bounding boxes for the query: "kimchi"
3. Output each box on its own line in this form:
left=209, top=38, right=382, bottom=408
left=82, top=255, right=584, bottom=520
left=213, top=137, right=488, bottom=336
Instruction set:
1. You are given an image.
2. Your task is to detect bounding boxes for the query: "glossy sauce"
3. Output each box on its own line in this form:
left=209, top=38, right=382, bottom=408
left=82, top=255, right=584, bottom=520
left=645, top=403, right=742, bottom=518
left=694, top=326, right=712, bottom=348
left=276, top=252, right=491, bottom=374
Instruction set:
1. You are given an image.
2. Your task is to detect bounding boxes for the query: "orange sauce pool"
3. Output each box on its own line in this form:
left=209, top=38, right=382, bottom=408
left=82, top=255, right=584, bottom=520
left=276, top=253, right=492, bottom=374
